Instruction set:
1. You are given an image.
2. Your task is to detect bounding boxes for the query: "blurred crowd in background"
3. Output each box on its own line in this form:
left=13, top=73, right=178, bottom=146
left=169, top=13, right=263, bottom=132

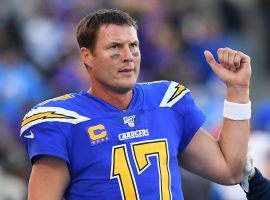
left=0, top=0, right=270, bottom=199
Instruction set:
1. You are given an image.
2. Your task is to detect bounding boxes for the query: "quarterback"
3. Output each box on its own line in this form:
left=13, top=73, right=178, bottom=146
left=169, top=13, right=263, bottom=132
left=20, top=9, right=252, bottom=200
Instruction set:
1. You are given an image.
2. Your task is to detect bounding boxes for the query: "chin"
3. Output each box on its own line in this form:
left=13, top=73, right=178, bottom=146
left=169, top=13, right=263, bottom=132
left=113, top=81, right=136, bottom=94
left=116, top=85, right=135, bottom=94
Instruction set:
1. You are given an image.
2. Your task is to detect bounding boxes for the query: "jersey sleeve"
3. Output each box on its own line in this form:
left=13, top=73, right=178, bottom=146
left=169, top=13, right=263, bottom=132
left=159, top=81, right=205, bottom=152
left=21, top=122, right=70, bottom=164
left=177, top=91, right=205, bottom=152
left=20, top=105, right=90, bottom=165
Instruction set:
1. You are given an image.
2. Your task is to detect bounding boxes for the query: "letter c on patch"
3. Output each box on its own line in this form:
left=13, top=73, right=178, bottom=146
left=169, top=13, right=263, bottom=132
left=88, top=124, right=107, bottom=140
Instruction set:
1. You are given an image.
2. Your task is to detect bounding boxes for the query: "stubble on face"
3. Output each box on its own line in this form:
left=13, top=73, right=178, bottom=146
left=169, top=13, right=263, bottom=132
left=90, top=24, right=141, bottom=95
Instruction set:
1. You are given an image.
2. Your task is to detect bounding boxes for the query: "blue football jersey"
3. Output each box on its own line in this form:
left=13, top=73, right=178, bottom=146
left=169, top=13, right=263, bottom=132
left=20, top=80, right=205, bottom=200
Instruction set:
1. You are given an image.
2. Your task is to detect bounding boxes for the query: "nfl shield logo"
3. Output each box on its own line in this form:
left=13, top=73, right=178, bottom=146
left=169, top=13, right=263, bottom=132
left=123, top=115, right=135, bottom=127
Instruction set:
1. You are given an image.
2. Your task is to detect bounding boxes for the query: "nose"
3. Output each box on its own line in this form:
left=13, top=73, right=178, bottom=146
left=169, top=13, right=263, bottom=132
left=122, top=46, right=133, bottom=62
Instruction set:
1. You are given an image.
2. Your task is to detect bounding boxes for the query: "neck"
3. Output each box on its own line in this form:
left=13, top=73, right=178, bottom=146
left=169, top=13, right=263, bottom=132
left=89, top=87, right=133, bottom=111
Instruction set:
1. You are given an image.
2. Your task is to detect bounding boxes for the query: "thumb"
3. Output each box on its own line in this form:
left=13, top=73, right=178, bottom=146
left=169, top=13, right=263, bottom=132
left=204, top=50, right=220, bottom=74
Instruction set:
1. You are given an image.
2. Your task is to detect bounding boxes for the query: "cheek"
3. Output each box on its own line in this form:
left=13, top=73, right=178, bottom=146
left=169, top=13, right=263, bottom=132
left=110, top=53, right=121, bottom=60
left=102, top=54, right=120, bottom=66
left=131, top=51, right=140, bottom=57
left=95, top=60, right=117, bottom=77
left=134, top=54, right=141, bottom=65
left=135, top=50, right=141, bottom=59
left=94, top=56, right=115, bottom=69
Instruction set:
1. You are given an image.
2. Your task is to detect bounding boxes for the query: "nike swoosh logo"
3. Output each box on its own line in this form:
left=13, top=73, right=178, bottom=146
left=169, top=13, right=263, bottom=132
left=24, top=130, right=35, bottom=139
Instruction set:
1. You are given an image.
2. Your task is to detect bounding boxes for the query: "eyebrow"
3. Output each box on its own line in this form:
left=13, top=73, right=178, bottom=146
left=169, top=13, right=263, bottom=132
left=106, top=42, right=121, bottom=46
left=106, top=40, right=139, bottom=47
left=130, top=40, right=139, bottom=45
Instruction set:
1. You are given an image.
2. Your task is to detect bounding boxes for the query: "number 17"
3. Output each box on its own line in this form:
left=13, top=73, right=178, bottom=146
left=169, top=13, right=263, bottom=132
left=110, top=139, right=172, bottom=200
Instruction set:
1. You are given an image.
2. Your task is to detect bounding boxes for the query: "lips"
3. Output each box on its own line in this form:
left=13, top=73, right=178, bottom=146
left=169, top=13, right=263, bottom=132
left=119, top=67, right=134, bottom=73
left=118, top=68, right=135, bottom=77
left=118, top=66, right=135, bottom=73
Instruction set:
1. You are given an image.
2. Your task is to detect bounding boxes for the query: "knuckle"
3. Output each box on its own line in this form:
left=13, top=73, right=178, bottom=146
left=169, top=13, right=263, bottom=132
left=218, top=48, right=223, bottom=53
left=236, top=50, right=242, bottom=54
left=236, top=51, right=242, bottom=57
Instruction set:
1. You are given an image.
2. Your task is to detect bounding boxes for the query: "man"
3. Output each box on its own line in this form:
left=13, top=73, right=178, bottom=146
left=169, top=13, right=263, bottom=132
left=246, top=168, right=270, bottom=200
left=241, top=156, right=270, bottom=200
left=20, top=9, right=252, bottom=199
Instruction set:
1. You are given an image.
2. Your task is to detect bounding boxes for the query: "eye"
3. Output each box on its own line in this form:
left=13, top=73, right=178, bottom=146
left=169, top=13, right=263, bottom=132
left=130, top=43, right=138, bottom=48
left=110, top=44, right=119, bottom=49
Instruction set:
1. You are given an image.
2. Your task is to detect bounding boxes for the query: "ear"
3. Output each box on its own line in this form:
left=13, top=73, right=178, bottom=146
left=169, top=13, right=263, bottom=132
left=80, top=47, right=93, bottom=68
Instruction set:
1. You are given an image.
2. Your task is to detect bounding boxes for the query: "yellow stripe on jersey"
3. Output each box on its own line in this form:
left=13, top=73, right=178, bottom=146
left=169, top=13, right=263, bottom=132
left=20, top=106, right=90, bottom=135
left=167, top=84, right=186, bottom=103
left=159, top=81, right=190, bottom=108
left=38, top=94, right=74, bottom=106
left=21, top=111, right=76, bottom=127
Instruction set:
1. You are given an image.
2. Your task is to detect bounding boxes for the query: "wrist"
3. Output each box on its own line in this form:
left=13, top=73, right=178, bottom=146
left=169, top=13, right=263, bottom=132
left=240, top=155, right=254, bottom=192
left=223, top=100, right=251, bottom=120
left=226, top=85, right=249, bottom=103
left=248, top=168, right=256, bottom=180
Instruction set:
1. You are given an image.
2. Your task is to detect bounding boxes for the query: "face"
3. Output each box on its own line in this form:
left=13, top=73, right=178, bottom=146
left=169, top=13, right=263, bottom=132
left=83, top=24, right=141, bottom=94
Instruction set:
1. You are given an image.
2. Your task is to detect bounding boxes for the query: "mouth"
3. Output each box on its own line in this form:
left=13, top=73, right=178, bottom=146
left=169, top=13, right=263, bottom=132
left=119, top=69, right=133, bottom=72
left=118, top=67, right=135, bottom=75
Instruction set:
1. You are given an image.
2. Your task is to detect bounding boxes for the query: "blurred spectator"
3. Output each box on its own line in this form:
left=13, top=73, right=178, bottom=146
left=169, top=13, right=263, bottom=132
left=251, top=99, right=270, bottom=178
left=0, top=166, right=27, bottom=200
left=258, top=0, right=270, bottom=73
left=0, top=0, right=269, bottom=199
left=49, top=48, right=90, bottom=95
left=253, top=99, right=270, bottom=132
left=0, top=45, right=48, bottom=127
left=21, top=14, right=66, bottom=73
left=0, top=117, right=28, bottom=200
left=181, top=168, right=218, bottom=200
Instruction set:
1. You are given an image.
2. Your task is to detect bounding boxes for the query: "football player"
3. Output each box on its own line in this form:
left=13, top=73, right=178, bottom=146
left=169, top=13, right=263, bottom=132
left=21, top=9, right=252, bottom=200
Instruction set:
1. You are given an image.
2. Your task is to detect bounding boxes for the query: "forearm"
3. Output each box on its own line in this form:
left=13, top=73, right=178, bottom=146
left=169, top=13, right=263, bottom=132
left=182, top=48, right=253, bottom=185
left=218, top=87, right=250, bottom=183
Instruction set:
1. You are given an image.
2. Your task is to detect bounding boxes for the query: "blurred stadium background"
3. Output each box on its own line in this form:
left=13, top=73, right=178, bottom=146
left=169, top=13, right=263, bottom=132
left=0, top=0, right=269, bottom=199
